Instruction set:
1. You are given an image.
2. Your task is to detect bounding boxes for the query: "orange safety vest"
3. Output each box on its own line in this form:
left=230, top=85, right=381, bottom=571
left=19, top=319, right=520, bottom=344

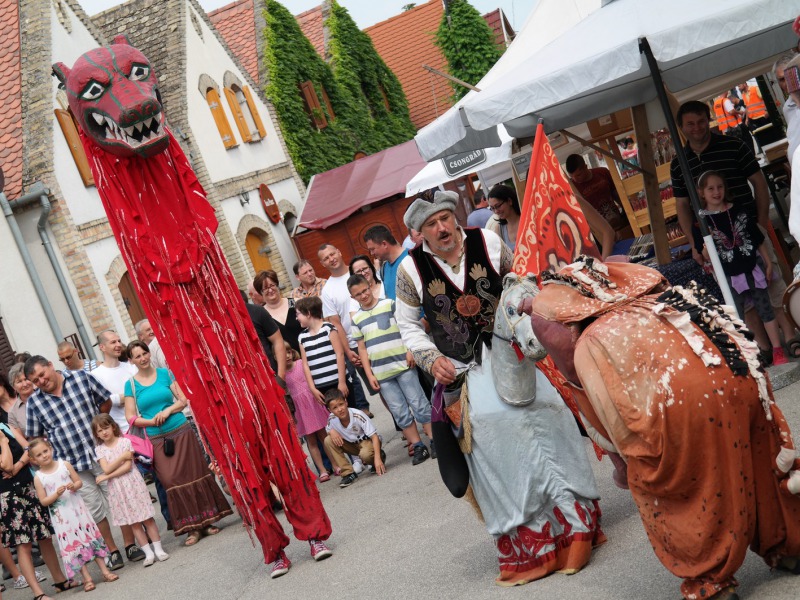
left=713, top=96, right=739, bottom=131
left=745, top=86, right=767, bottom=120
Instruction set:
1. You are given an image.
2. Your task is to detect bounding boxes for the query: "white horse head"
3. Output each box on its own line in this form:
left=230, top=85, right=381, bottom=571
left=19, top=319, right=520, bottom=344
left=490, top=273, right=547, bottom=407
left=493, top=273, right=547, bottom=361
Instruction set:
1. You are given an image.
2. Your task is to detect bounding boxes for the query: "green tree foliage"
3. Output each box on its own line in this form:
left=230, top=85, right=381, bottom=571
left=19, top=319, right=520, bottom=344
left=262, top=0, right=415, bottom=184
left=326, top=0, right=416, bottom=152
left=436, top=0, right=502, bottom=101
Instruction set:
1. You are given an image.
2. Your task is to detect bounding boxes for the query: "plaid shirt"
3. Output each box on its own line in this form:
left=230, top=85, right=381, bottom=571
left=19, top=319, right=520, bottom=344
left=291, top=277, right=327, bottom=301
left=27, top=370, right=111, bottom=472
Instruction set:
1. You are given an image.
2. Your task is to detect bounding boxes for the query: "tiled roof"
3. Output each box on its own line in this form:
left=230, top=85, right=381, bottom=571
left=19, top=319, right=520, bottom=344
left=0, top=0, right=22, bottom=199
left=365, top=0, right=451, bottom=130
left=208, top=0, right=259, bottom=82
left=483, top=8, right=506, bottom=47
left=295, top=5, right=325, bottom=59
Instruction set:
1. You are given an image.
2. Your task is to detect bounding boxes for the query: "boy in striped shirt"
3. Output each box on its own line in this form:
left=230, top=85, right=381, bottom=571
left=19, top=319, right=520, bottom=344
left=348, top=275, right=433, bottom=465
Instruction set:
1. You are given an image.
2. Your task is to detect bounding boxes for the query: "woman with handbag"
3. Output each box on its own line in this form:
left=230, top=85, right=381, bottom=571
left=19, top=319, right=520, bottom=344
left=124, top=341, right=232, bottom=547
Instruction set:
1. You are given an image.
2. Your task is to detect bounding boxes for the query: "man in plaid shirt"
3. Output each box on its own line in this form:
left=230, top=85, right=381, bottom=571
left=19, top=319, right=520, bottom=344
left=24, top=355, right=126, bottom=570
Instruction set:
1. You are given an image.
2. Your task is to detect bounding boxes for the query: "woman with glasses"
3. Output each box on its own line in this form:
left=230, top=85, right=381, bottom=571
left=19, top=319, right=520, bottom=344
left=486, top=184, right=522, bottom=251
left=348, top=256, right=385, bottom=311
left=256, top=270, right=303, bottom=352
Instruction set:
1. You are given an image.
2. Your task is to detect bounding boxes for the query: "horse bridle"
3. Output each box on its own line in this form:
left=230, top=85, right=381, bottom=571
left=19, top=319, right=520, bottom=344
left=493, top=276, right=538, bottom=347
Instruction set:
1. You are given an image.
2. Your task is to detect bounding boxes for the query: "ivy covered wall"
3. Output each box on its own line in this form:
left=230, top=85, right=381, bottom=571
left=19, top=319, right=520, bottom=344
left=263, top=0, right=415, bottom=184
left=436, top=0, right=502, bottom=102
left=327, top=0, right=415, bottom=153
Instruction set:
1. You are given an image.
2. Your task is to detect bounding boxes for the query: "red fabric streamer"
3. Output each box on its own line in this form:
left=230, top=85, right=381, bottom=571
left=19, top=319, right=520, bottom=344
left=81, top=130, right=331, bottom=563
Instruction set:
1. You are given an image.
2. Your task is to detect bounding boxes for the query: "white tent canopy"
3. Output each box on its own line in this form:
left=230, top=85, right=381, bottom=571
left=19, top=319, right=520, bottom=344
left=415, top=0, right=800, bottom=162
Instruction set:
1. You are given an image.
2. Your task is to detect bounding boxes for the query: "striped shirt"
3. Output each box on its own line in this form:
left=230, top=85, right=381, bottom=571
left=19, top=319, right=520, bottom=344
left=298, top=322, right=339, bottom=389
left=27, top=370, right=111, bottom=472
left=351, top=299, right=408, bottom=382
left=670, top=132, right=760, bottom=216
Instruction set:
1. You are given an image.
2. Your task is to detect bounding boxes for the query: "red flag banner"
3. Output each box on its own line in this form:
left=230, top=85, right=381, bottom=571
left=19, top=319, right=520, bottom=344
left=513, top=122, right=599, bottom=277
left=511, top=123, right=603, bottom=459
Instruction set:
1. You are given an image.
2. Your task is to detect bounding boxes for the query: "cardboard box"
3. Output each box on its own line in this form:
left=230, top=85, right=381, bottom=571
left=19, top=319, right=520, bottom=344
left=587, top=109, right=633, bottom=139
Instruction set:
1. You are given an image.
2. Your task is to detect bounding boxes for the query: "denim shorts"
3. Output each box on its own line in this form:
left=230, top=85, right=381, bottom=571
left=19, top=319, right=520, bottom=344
left=378, top=368, right=431, bottom=429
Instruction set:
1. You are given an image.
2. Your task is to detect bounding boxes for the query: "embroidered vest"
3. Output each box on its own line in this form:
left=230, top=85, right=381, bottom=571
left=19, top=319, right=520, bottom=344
left=411, top=228, right=502, bottom=365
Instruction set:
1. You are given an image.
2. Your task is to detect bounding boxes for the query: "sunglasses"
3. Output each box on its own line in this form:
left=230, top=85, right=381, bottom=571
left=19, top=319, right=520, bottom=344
left=59, top=350, right=78, bottom=364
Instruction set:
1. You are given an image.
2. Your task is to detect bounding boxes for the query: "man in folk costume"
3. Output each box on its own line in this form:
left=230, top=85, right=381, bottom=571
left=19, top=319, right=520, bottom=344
left=394, top=191, right=604, bottom=586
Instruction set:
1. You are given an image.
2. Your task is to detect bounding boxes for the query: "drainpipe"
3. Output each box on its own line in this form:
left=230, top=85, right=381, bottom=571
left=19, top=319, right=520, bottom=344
left=3, top=182, right=98, bottom=360
left=1, top=186, right=63, bottom=343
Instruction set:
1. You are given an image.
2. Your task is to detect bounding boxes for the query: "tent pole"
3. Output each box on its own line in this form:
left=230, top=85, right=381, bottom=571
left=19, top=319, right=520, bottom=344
left=639, top=37, right=736, bottom=309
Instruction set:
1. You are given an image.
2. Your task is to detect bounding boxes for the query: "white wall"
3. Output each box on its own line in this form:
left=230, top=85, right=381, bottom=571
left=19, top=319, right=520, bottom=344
left=83, top=238, right=135, bottom=343
left=185, top=5, right=291, bottom=183
left=0, top=212, right=61, bottom=365
left=50, top=3, right=109, bottom=227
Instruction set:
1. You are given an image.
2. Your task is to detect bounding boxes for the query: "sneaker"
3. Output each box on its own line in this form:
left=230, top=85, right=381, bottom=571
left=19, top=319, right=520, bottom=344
left=270, top=552, right=291, bottom=579
left=143, top=555, right=155, bottom=568
left=430, top=440, right=437, bottom=459
left=352, top=457, right=364, bottom=474
left=412, top=443, right=430, bottom=466
left=12, top=571, right=47, bottom=590
left=155, top=550, right=170, bottom=562
left=773, top=347, right=789, bottom=366
left=309, top=539, right=332, bottom=561
left=126, top=544, right=146, bottom=562
left=106, top=550, right=124, bottom=571
left=339, top=473, right=358, bottom=488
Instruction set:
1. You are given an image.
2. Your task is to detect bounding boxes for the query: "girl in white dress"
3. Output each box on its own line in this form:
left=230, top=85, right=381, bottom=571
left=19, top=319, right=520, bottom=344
left=30, top=438, right=119, bottom=593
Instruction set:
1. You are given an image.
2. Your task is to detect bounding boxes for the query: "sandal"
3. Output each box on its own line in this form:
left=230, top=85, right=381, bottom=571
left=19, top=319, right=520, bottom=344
left=184, top=531, right=202, bottom=546
left=202, top=525, right=221, bottom=536
left=102, top=573, right=119, bottom=583
left=34, top=595, right=53, bottom=600
left=318, top=472, right=331, bottom=482
left=83, top=580, right=95, bottom=592
left=53, top=579, right=81, bottom=593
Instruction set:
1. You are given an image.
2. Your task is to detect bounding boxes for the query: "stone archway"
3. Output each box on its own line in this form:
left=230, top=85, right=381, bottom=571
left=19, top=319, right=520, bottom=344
left=105, top=256, right=138, bottom=338
left=236, top=214, right=291, bottom=293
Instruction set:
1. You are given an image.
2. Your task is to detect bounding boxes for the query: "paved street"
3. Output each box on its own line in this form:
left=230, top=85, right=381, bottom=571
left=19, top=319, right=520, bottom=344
left=5, top=381, right=800, bottom=600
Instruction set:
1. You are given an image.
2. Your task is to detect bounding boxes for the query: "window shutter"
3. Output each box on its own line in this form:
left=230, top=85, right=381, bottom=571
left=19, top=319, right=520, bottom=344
left=321, top=87, right=336, bottom=122
left=242, top=86, right=267, bottom=139
left=54, top=109, right=94, bottom=186
left=206, top=88, right=238, bottom=149
left=0, top=317, right=15, bottom=379
left=224, top=87, right=252, bottom=143
left=299, top=81, right=327, bottom=129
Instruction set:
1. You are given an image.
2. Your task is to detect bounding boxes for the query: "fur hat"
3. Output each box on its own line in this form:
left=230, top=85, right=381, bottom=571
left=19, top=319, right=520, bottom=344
left=404, top=190, right=458, bottom=231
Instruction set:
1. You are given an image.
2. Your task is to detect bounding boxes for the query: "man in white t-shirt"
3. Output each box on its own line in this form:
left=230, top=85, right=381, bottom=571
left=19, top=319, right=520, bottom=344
left=318, top=244, right=373, bottom=416
left=90, top=329, right=146, bottom=563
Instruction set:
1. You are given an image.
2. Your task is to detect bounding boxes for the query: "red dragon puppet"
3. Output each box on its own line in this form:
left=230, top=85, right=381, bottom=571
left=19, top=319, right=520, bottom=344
left=52, top=36, right=331, bottom=563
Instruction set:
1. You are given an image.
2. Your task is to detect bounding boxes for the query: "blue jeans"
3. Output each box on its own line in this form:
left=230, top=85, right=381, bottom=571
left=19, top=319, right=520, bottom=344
left=379, top=368, right=431, bottom=429
left=345, top=354, right=371, bottom=412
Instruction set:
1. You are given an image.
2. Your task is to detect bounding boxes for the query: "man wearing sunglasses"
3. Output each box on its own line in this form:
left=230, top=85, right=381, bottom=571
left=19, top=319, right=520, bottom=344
left=56, top=341, right=97, bottom=372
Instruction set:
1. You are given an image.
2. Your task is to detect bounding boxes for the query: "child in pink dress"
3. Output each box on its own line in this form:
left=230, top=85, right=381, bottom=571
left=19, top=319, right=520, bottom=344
left=91, top=414, right=169, bottom=567
left=31, top=438, right=118, bottom=593
left=283, top=342, right=335, bottom=482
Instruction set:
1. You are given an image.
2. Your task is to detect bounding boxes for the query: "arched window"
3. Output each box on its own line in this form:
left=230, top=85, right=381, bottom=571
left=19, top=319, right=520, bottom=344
left=199, top=75, right=237, bottom=149
left=223, top=72, right=266, bottom=143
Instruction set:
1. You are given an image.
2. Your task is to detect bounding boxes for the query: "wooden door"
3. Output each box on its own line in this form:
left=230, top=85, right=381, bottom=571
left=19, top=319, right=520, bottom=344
left=118, top=272, right=146, bottom=325
left=246, top=230, right=273, bottom=273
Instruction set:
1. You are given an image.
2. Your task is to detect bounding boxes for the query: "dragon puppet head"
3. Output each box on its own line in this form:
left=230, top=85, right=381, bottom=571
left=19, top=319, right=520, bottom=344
left=52, top=35, right=168, bottom=158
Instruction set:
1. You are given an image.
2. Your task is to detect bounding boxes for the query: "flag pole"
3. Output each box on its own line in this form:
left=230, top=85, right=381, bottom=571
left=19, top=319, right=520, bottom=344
left=639, top=37, right=736, bottom=308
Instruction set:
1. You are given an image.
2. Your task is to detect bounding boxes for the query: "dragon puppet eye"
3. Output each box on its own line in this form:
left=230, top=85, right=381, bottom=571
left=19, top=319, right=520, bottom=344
left=81, top=81, right=105, bottom=101
left=129, top=63, right=150, bottom=81
left=506, top=306, right=516, bottom=316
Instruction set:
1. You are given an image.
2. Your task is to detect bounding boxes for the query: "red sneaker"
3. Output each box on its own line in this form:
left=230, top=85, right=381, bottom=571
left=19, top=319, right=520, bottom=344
left=270, top=551, right=291, bottom=579
left=773, top=347, right=789, bottom=366
left=309, top=539, right=332, bottom=561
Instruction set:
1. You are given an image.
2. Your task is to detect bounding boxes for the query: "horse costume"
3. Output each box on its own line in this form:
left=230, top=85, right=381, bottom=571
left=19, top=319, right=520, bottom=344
left=524, top=257, right=800, bottom=600
left=52, top=37, right=331, bottom=563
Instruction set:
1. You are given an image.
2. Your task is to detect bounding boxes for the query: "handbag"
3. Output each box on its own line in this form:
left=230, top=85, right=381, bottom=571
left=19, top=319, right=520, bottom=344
left=125, top=378, right=154, bottom=462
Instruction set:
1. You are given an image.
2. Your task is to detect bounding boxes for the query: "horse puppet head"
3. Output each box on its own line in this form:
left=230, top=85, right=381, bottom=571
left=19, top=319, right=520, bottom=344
left=52, top=35, right=169, bottom=158
left=491, top=273, right=547, bottom=407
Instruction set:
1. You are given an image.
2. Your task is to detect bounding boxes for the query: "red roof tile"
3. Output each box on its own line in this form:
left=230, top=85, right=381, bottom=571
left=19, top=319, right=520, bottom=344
left=295, top=5, right=325, bottom=60
left=0, top=0, right=22, bottom=199
left=365, top=0, right=451, bottom=130
left=208, top=0, right=259, bottom=83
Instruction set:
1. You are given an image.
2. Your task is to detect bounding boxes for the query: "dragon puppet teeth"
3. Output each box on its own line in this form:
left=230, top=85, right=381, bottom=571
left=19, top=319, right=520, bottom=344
left=92, top=113, right=105, bottom=126
left=98, top=113, right=163, bottom=146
